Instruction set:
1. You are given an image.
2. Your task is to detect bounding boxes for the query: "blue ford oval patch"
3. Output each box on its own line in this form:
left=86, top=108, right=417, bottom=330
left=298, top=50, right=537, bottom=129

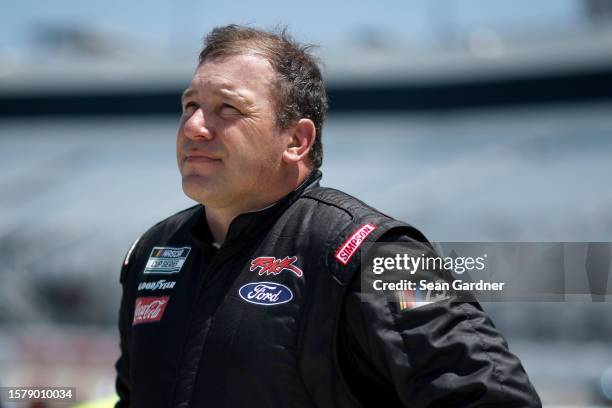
left=238, top=282, right=293, bottom=306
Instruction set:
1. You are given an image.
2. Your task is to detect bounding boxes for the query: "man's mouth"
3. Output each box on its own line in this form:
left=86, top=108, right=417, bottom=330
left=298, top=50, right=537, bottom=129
left=184, top=153, right=222, bottom=163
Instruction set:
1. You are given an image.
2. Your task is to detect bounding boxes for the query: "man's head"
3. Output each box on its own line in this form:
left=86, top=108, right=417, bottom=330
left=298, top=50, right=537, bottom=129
left=177, top=25, right=327, bottom=211
left=198, top=25, right=327, bottom=167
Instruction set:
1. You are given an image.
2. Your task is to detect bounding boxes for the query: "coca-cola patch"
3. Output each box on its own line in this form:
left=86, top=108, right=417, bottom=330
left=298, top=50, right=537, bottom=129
left=249, top=256, right=303, bottom=277
left=335, top=223, right=377, bottom=265
left=133, top=296, right=170, bottom=325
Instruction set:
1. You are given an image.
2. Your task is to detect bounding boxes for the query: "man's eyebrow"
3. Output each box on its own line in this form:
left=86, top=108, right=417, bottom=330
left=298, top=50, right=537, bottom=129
left=181, top=88, right=195, bottom=101
left=217, top=88, right=256, bottom=107
left=181, top=86, right=253, bottom=106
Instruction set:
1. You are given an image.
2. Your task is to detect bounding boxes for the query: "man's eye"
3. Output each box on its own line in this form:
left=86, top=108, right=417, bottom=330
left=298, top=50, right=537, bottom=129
left=183, top=102, right=198, bottom=112
left=221, top=103, right=240, bottom=114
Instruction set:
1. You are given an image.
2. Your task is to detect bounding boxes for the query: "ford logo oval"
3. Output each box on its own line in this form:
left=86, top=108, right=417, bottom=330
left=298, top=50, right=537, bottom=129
left=238, top=282, right=293, bottom=306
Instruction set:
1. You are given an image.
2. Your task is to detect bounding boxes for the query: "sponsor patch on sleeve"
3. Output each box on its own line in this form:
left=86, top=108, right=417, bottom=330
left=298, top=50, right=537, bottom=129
left=397, top=289, right=431, bottom=311
left=144, top=246, right=191, bottom=274
left=335, top=223, right=377, bottom=265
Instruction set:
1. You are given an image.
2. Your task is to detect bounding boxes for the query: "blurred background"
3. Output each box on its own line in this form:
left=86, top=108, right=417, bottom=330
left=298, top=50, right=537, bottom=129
left=1, top=0, right=612, bottom=406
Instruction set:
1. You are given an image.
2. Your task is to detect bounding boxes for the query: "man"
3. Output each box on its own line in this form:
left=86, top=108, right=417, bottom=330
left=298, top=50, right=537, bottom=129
left=115, top=25, right=541, bottom=407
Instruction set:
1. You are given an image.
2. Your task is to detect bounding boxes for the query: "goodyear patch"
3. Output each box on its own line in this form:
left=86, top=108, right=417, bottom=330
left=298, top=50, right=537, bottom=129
left=144, top=246, right=191, bottom=274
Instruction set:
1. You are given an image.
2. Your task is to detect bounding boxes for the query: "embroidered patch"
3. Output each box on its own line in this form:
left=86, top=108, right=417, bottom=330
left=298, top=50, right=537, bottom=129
left=144, top=246, right=191, bottom=274
left=397, top=288, right=431, bottom=311
left=335, top=223, right=377, bottom=265
left=133, top=296, right=170, bottom=325
left=137, top=279, right=176, bottom=291
left=250, top=256, right=303, bottom=277
left=238, top=282, right=294, bottom=306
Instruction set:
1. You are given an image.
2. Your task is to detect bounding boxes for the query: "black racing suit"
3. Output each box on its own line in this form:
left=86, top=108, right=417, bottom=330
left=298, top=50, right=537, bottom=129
left=115, top=170, right=541, bottom=407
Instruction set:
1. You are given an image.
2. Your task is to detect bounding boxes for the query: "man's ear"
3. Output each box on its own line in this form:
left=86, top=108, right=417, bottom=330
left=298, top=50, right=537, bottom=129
left=282, top=119, right=316, bottom=164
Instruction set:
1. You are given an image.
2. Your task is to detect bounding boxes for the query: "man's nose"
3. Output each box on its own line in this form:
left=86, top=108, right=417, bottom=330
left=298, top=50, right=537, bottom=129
left=182, top=109, right=214, bottom=140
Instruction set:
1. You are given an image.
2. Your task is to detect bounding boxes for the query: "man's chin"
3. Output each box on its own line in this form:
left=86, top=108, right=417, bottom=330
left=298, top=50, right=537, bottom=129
left=181, top=175, right=219, bottom=204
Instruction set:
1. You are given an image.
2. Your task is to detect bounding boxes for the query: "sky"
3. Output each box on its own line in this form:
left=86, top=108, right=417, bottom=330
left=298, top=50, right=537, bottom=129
left=0, top=0, right=585, bottom=54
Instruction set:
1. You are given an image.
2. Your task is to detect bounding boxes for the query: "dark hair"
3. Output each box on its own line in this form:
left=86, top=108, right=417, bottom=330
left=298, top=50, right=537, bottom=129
left=199, top=25, right=327, bottom=169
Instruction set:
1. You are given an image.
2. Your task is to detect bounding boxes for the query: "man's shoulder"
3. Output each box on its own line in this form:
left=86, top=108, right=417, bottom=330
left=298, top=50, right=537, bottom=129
left=297, top=186, right=429, bottom=250
left=299, top=186, right=393, bottom=221
left=144, top=204, right=202, bottom=236
left=294, top=186, right=429, bottom=280
left=128, top=205, right=201, bottom=253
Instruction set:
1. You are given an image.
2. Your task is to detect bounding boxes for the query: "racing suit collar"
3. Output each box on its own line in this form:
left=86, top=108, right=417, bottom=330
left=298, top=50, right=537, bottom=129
left=190, top=170, right=322, bottom=249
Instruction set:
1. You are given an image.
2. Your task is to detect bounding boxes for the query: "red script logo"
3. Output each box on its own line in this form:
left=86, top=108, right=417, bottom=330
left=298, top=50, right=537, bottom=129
left=250, top=256, right=303, bottom=278
left=133, top=296, right=170, bottom=325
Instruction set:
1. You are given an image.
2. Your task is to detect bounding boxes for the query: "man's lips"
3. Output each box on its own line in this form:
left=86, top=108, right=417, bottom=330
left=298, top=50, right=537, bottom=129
left=183, top=153, right=222, bottom=163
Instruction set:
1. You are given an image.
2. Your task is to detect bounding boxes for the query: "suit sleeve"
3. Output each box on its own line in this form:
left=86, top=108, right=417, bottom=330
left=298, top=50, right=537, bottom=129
left=338, top=236, right=542, bottom=407
left=115, top=237, right=141, bottom=408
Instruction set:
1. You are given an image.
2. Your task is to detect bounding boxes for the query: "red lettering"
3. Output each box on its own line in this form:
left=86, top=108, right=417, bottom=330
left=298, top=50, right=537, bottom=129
left=250, top=256, right=303, bottom=277
left=335, top=224, right=378, bottom=265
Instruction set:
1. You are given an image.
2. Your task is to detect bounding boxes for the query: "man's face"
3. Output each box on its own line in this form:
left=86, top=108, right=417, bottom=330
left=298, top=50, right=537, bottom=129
left=177, top=54, right=289, bottom=210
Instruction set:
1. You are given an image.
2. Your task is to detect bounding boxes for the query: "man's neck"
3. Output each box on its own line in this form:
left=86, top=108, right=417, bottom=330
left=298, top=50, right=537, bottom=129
left=205, top=207, right=240, bottom=245
left=205, top=167, right=312, bottom=244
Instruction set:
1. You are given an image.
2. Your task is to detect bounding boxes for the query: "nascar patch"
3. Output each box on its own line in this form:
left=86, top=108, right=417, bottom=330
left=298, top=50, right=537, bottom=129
left=144, top=246, right=191, bottom=274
